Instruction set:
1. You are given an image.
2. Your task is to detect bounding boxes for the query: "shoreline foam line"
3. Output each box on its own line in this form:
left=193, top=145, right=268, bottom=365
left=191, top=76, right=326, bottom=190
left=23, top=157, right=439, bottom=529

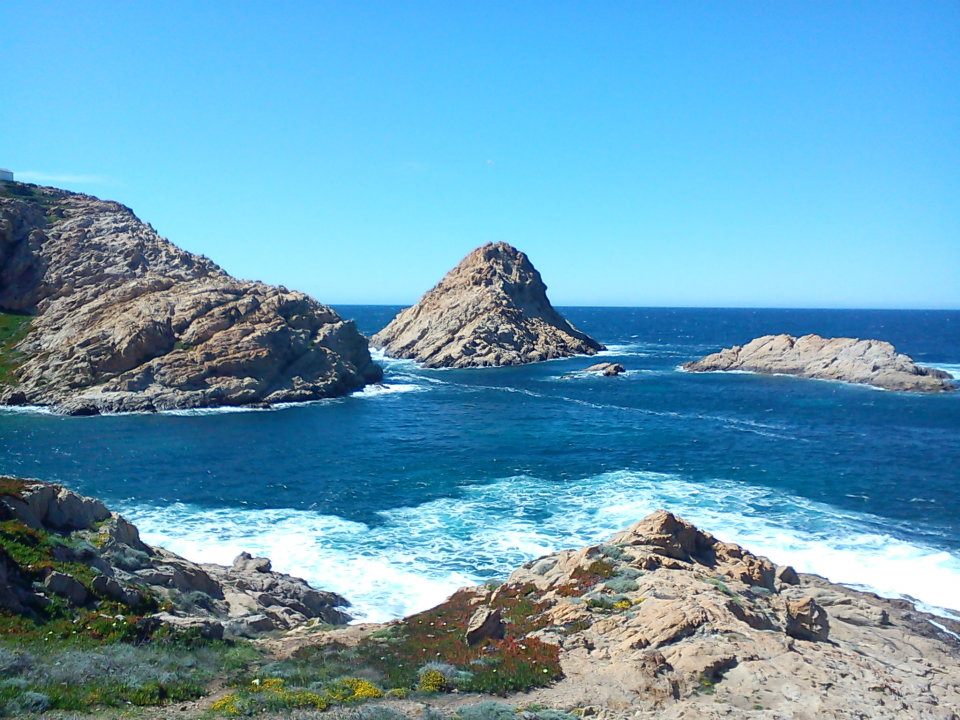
left=119, top=469, right=960, bottom=623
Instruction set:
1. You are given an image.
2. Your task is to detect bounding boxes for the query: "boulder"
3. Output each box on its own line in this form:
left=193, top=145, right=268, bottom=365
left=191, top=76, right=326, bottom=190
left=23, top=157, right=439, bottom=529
left=151, top=612, right=224, bottom=640
left=776, top=564, right=800, bottom=586
left=43, top=572, right=88, bottom=606
left=583, top=362, right=625, bottom=376
left=785, top=597, right=830, bottom=642
left=465, top=606, right=505, bottom=645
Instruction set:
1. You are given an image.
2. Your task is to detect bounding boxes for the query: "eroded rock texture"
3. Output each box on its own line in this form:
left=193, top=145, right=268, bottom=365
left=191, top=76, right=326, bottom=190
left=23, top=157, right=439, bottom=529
left=0, top=183, right=381, bottom=414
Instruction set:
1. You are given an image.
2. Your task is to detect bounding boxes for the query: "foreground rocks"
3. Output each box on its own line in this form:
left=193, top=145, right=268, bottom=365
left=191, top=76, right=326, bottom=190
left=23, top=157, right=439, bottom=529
left=0, top=182, right=381, bottom=414
left=683, top=333, right=954, bottom=392
left=372, top=242, right=603, bottom=367
left=0, top=477, right=348, bottom=637
left=286, top=510, right=960, bottom=720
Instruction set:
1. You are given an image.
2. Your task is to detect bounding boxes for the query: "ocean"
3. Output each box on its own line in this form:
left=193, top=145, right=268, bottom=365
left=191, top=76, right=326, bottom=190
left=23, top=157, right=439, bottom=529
left=1, top=306, right=958, bottom=622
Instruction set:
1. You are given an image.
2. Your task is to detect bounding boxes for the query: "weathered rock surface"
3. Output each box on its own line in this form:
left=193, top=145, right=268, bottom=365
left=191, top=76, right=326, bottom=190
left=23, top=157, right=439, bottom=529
left=683, top=333, right=954, bottom=392
left=299, top=510, right=960, bottom=720
left=0, top=477, right=349, bottom=636
left=0, top=183, right=382, bottom=414
left=372, top=242, right=603, bottom=368
left=582, top=362, right=625, bottom=376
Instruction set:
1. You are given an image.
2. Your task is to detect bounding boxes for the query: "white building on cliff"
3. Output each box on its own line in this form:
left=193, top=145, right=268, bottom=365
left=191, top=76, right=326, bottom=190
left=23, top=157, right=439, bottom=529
left=0, top=169, right=13, bottom=182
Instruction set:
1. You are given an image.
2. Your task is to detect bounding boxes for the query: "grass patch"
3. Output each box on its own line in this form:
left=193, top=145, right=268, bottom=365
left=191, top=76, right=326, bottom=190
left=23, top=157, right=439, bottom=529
left=0, top=478, right=27, bottom=500
left=0, top=312, right=31, bottom=386
left=0, top=634, right=260, bottom=714
left=266, top=585, right=563, bottom=698
left=704, top=577, right=744, bottom=607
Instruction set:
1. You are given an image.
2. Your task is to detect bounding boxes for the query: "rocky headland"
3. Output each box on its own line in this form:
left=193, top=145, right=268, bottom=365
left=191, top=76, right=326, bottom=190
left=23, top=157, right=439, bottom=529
left=1, top=476, right=957, bottom=718
left=279, top=510, right=959, bottom=720
left=0, top=182, right=382, bottom=415
left=372, top=243, right=603, bottom=368
left=0, top=477, right=349, bottom=640
left=683, top=333, right=955, bottom=392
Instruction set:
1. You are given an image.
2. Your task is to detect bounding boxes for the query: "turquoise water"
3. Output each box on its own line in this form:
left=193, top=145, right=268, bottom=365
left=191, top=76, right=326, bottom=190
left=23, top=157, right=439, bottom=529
left=1, top=307, right=958, bottom=621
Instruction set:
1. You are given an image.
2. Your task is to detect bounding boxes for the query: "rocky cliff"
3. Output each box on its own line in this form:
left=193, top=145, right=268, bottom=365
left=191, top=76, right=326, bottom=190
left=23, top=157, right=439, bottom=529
left=0, top=182, right=382, bottom=414
left=372, top=243, right=603, bottom=368
left=683, top=333, right=954, bottom=392
left=0, top=476, right=349, bottom=639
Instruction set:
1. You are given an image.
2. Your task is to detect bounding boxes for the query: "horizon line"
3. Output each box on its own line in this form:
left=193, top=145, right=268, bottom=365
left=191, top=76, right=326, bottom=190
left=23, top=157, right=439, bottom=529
left=329, top=302, right=960, bottom=312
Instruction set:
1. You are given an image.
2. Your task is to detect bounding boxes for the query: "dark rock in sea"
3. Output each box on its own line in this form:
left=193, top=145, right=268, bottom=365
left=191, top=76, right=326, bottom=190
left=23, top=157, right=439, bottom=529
left=372, top=242, right=603, bottom=367
left=583, top=362, right=625, bottom=376
left=683, top=333, right=954, bottom=392
left=0, top=182, right=382, bottom=414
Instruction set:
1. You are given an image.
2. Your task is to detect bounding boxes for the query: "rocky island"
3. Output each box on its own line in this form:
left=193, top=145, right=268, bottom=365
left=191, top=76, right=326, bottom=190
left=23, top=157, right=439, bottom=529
left=1, top=476, right=957, bottom=718
left=683, top=333, right=955, bottom=392
left=0, top=182, right=382, bottom=415
left=372, top=242, right=603, bottom=368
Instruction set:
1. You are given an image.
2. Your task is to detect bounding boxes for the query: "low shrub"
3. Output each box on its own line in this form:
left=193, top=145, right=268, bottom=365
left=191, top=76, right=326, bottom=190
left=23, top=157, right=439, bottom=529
left=603, top=576, right=638, bottom=593
left=455, top=701, right=517, bottom=720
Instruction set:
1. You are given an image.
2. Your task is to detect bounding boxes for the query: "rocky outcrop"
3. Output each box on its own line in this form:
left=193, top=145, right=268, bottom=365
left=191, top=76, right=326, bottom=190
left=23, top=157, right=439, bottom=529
left=683, top=333, right=954, bottom=392
left=296, top=510, right=960, bottom=720
left=372, top=243, right=603, bottom=368
left=0, top=183, right=381, bottom=414
left=582, top=362, right=625, bottom=376
left=0, top=476, right=349, bottom=637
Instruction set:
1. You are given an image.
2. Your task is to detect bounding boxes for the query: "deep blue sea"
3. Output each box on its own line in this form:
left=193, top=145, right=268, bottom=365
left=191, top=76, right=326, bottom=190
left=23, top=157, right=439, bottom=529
left=1, top=307, right=958, bottom=621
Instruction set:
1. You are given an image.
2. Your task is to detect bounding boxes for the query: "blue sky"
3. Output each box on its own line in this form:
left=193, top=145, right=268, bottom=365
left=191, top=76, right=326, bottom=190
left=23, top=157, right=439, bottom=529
left=2, top=2, right=958, bottom=308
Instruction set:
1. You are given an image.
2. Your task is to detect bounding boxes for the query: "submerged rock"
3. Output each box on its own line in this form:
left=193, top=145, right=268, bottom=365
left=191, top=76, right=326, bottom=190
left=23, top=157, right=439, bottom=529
left=683, top=333, right=954, bottom=392
left=372, top=242, right=603, bottom=367
left=0, top=183, right=382, bottom=414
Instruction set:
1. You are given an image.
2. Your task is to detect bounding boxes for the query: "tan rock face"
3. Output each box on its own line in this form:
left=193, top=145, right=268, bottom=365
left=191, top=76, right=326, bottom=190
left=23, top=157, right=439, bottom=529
left=306, top=509, right=960, bottom=719
left=0, top=185, right=382, bottom=413
left=683, top=333, right=954, bottom=392
left=371, top=242, right=603, bottom=368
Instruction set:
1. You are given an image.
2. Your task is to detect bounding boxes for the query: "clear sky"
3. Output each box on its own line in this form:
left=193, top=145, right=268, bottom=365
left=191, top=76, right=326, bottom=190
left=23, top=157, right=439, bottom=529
left=2, top=2, right=958, bottom=308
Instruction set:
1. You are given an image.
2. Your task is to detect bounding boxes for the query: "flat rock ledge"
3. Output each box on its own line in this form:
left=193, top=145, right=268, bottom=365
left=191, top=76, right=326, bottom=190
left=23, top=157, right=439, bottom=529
left=0, top=183, right=382, bottom=414
left=0, top=477, right=349, bottom=638
left=683, top=333, right=955, bottom=392
left=372, top=242, right=603, bottom=368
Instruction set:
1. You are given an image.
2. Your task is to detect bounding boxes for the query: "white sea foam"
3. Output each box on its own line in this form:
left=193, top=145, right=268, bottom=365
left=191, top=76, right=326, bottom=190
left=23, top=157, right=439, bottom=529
left=120, top=470, right=960, bottom=623
left=351, top=383, right=424, bottom=398
left=0, top=405, right=53, bottom=415
left=930, top=363, right=960, bottom=379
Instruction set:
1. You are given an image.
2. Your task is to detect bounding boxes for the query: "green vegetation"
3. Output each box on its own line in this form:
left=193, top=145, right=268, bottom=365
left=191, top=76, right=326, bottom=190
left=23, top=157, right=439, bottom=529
left=0, top=183, right=61, bottom=224
left=239, top=584, right=563, bottom=705
left=0, top=634, right=259, bottom=715
left=0, top=312, right=31, bottom=386
left=0, top=477, right=564, bottom=714
left=704, top=576, right=744, bottom=607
